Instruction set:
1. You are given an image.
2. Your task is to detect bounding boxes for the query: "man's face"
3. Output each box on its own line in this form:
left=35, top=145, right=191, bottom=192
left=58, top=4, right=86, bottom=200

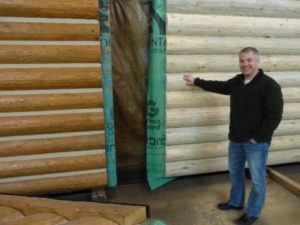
left=239, top=51, right=260, bottom=79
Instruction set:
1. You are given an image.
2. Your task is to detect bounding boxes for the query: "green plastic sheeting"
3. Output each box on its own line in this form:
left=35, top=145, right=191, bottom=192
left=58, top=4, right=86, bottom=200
left=141, top=219, right=168, bottom=225
left=99, top=0, right=117, bottom=187
left=146, top=0, right=174, bottom=190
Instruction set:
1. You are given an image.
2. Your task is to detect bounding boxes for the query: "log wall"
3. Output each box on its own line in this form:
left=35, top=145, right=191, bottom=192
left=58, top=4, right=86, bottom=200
left=166, top=0, right=300, bottom=177
left=0, top=0, right=107, bottom=195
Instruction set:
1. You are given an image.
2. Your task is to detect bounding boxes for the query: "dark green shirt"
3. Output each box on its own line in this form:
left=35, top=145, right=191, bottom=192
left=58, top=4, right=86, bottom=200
left=194, top=69, right=284, bottom=143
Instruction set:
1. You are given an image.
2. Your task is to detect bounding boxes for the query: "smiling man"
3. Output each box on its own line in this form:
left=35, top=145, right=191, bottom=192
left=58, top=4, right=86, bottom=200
left=183, top=47, right=284, bottom=225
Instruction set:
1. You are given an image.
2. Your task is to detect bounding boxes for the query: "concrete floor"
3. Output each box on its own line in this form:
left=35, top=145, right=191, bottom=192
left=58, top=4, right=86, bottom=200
left=110, top=166, right=300, bottom=225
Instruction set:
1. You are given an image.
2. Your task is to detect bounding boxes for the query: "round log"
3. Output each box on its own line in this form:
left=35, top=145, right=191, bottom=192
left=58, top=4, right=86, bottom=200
left=167, top=55, right=300, bottom=73
left=0, top=112, right=104, bottom=137
left=166, top=119, right=300, bottom=145
left=166, top=134, right=300, bottom=162
left=0, top=0, right=99, bottom=19
left=0, top=154, right=106, bottom=179
left=167, top=0, right=300, bottom=18
left=0, top=172, right=107, bottom=195
left=0, top=206, right=24, bottom=224
left=166, top=149, right=300, bottom=177
left=167, top=88, right=300, bottom=109
left=167, top=13, right=300, bottom=38
left=0, top=67, right=101, bottom=90
left=65, top=217, right=118, bottom=225
left=167, top=72, right=300, bottom=91
left=167, top=36, right=300, bottom=55
left=6, top=212, right=68, bottom=225
left=0, top=45, right=101, bottom=64
left=167, top=103, right=300, bottom=128
left=0, top=22, right=99, bottom=41
left=0, top=134, right=105, bottom=157
left=0, top=92, right=103, bottom=112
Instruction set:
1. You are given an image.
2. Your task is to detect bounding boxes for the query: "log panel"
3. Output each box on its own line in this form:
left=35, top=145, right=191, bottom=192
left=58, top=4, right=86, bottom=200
left=0, top=172, right=107, bottom=195
left=0, top=134, right=105, bottom=157
left=166, top=0, right=300, bottom=178
left=0, top=22, right=100, bottom=41
left=0, top=67, right=102, bottom=90
left=0, top=92, right=103, bottom=112
left=0, top=154, right=106, bottom=179
left=0, top=45, right=101, bottom=64
left=0, top=0, right=99, bottom=19
left=0, top=1, right=107, bottom=196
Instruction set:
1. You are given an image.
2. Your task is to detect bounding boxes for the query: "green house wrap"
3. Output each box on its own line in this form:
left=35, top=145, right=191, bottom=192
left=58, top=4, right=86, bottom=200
left=147, top=0, right=174, bottom=190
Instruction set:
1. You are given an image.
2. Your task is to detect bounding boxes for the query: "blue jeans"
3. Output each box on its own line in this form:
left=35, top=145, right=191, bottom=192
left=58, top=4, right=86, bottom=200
left=228, top=140, right=270, bottom=217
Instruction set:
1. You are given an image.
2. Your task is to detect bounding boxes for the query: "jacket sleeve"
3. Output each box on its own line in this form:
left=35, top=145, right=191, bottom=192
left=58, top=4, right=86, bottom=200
left=253, top=81, right=284, bottom=142
left=194, top=77, right=234, bottom=95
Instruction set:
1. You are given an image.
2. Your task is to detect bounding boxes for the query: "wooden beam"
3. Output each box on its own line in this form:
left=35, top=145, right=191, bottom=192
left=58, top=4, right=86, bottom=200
left=0, top=92, right=103, bottom=112
left=166, top=149, right=300, bottom=177
left=0, top=22, right=99, bottom=41
left=65, top=217, right=118, bottom=225
left=0, top=154, right=106, bottom=178
left=167, top=55, right=300, bottom=73
left=267, top=167, right=300, bottom=197
left=0, top=67, right=101, bottom=90
left=166, top=134, right=300, bottom=162
left=0, top=45, right=100, bottom=64
left=0, top=0, right=99, bottom=19
left=167, top=36, right=300, bottom=55
left=167, top=0, right=300, bottom=19
left=167, top=88, right=299, bottom=109
left=167, top=13, right=300, bottom=37
left=6, top=212, right=68, bottom=225
left=0, top=194, right=147, bottom=225
left=0, top=172, right=107, bottom=195
left=166, top=119, right=300, bottom=145
left=167, top=103, right=300, bottom=128
left=0, top=112, right=104, bottom=137
left=167, top=72, right=300, bottom=91
left=0, top=134, right=105, bottom=157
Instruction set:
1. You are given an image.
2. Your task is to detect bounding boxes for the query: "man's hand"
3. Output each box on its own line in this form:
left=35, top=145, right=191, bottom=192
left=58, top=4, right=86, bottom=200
left=250, top=138, right=258, bottom=144
left=183, top=74, right=196, bottom=86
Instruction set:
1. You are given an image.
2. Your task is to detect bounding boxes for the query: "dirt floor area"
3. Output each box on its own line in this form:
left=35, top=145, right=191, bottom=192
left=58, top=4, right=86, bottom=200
left=109, top=164, right=300, bottom=225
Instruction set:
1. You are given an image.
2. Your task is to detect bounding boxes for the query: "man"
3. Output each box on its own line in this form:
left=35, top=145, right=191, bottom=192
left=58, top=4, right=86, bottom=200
left=183, top=47, right=283, bottom=225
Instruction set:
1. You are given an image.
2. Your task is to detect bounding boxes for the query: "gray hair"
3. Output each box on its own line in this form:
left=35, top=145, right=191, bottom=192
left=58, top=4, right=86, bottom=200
left=239, top=47, right=260, bottom=60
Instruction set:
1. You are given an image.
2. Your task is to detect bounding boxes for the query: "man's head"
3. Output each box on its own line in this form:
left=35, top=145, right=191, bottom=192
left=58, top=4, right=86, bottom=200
left=239, top=47, right=260, bottom=80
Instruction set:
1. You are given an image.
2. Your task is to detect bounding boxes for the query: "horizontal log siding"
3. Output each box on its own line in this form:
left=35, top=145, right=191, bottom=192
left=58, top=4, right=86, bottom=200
left=0, top=0, right=99, bottom=19
left=0, top=0, right=107, bottom=195
left=166, top=1, right=300, bottom=177
left=0, top=22, right=99, bottom=41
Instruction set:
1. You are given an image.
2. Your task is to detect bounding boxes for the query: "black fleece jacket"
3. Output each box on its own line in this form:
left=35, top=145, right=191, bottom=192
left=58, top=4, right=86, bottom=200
left=194, top=69, right=283, bottom=143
